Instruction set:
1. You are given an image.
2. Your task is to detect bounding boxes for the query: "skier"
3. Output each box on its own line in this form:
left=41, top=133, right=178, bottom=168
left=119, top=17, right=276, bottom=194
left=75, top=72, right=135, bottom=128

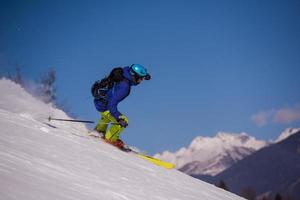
left=93, top=64, right=151, bottom=149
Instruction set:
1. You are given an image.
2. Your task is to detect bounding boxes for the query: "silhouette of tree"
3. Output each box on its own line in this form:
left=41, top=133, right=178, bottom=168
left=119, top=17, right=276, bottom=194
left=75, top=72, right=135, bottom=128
left=39, top=69, right=56, bottom=104
left=240, top=186, right=256, bottom=200
left=275, top=193, right=282, bottom=200
left=8, top=65, right=24, bottom=86
left=217, top=180, right=229, bottom=191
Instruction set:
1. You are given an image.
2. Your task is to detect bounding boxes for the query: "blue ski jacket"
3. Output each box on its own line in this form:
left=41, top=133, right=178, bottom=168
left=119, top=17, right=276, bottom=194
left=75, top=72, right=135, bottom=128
left=94, top=66, right=137, bottom=120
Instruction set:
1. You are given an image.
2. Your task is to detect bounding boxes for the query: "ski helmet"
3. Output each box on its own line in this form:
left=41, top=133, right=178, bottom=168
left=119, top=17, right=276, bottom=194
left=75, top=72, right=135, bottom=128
left=130, top=64, right=147, bottom=77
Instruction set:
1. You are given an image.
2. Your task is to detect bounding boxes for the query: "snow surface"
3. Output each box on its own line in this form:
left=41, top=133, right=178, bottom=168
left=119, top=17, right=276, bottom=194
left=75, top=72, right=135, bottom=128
left=0, top=79, right=244, bottom=200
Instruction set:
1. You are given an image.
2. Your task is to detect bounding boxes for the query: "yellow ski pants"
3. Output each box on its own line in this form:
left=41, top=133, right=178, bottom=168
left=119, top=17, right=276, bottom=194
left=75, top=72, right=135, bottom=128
left=95, top=111, right=128, bottom=142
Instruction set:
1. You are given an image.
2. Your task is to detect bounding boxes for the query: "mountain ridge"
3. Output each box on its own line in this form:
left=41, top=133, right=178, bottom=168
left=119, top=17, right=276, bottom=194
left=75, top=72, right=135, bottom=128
left=155, top=131, right=269, bottom=175
left=210, top=131, right=300, bottom=199
left=155, top=128, right=300, bottom=176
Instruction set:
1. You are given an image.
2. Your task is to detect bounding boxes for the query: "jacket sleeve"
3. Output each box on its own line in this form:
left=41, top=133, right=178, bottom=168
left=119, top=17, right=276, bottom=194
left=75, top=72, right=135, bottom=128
left=107, top=81, right=129, bottom=120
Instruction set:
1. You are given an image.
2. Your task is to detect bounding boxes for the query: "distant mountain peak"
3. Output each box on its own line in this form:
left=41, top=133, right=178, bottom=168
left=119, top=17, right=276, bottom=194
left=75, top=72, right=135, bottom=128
left=276, top=127, right=300, bottom=142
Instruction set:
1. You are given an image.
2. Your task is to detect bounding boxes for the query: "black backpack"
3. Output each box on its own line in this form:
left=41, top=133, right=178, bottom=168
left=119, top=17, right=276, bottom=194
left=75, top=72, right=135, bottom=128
left=91, top=67, right=124, bottom=100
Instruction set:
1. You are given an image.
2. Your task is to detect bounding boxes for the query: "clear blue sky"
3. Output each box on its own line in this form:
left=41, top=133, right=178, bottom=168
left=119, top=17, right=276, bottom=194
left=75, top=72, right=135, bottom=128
left=1, top=0, right=300, bottom=154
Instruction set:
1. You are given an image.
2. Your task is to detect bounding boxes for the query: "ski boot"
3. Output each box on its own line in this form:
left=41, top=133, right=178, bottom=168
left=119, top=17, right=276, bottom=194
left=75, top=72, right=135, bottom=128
left=106, top=139, right=131, bottom=152
left=112, top=139, right=124, bottom=149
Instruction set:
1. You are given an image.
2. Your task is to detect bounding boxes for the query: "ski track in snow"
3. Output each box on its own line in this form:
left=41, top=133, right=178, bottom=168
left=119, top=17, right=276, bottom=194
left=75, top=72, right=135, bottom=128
left=0, top=79, right=245, bottom=200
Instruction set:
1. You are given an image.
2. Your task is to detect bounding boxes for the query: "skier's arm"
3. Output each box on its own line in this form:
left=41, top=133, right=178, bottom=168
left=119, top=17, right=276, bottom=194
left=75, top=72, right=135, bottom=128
left=107, top=82, right=129, bottom=121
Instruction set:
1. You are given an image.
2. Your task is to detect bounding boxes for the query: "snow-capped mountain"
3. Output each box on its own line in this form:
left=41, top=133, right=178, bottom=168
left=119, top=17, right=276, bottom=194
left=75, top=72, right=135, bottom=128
left=0, top=78, right=244, bottom=200
left=209, top=130, right=300, bottom=199
left=155, top=126, right=300, bottom=177
left=155, top=132, right=269, bottom=176
left=275, top=127, right=300, bottom=142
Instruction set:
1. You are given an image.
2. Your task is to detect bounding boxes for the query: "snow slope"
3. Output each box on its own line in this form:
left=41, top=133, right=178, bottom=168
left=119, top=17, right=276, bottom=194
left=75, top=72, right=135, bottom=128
left=0, top=79, right=244, bottom=200
left=155, top=132, right=268, bottom=175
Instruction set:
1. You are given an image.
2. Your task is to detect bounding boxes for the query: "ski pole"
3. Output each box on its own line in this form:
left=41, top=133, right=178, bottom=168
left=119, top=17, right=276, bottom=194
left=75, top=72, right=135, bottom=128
left=48, top=116, right=119, bottom=125
left=48, top=116, right=94, bottom=124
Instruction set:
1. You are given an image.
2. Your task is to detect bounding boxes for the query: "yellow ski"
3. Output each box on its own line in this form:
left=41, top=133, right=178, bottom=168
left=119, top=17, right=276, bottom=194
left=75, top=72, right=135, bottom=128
left=88, top=131, right=175, bottom=169
left=136, top=153, right=175, bottom=169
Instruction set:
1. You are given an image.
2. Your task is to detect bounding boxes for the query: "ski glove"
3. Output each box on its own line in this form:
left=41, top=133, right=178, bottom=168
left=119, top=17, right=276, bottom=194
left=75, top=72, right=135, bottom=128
left=118, top=118, right=128, bottom=128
